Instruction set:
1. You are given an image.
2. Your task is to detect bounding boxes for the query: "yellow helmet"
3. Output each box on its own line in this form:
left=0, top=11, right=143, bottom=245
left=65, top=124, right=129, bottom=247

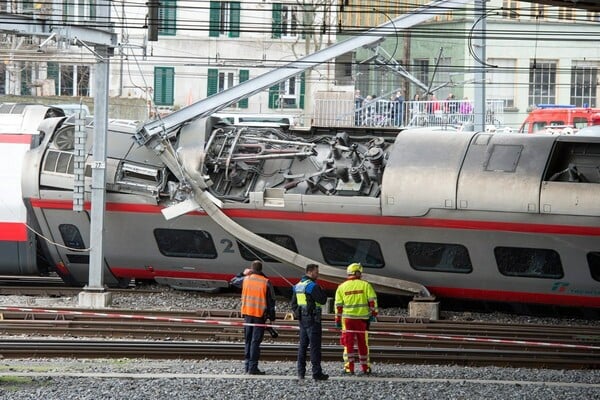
left=346, top=263, right=363, bottom=275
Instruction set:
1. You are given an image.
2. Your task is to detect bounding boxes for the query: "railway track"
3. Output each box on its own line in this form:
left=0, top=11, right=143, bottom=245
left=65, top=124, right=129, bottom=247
left=0, top=277, right=155, bottom=296
left=0, top=307, right=597, bottom=369
left=0, top=339, right=596, bottom=369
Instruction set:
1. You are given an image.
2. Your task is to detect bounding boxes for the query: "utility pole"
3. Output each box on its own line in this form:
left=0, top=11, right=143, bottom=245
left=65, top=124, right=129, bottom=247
left=77, top=1, right=115, bottom=308
left=473, top=0, right=487, bottom=131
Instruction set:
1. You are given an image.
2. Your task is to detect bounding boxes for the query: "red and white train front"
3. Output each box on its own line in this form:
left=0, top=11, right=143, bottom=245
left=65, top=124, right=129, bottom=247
left=0, top=103, right=64, bottom=276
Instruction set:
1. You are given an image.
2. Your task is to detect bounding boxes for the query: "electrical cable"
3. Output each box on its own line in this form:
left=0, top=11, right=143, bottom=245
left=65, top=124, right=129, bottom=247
left=372, top=8, right=399, bottom=64
left=467, top=8, right=500, bottom=68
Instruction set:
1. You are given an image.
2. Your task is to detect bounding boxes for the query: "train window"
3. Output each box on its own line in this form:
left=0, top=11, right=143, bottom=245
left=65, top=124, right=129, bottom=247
left=56, top=152, right=72, bottom=174
left=485, top=144, right=522, bottom=173
left=494, top=247, right=563, bottom=278
left=405, top=242, right=472, bottom=273
left=58, top=224, right=86, bottom=250
left=43, top=151, right=59, bottom=172
left=319, top=237, right=384, bottom=268
left=237, top=234, right=298, bottom=263
left=587, top=252, right=600, bottom=282
left=66, top=254, right=90, bottom=264
left=153, top=229, right=217, bottom=259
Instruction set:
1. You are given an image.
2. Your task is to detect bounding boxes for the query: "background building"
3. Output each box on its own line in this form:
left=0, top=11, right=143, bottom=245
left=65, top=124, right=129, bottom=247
left=114, top=0, right=340, bottom=122
left=345, top=0, right=599, bottom=128
left=1, top=0, right=598, bottom=128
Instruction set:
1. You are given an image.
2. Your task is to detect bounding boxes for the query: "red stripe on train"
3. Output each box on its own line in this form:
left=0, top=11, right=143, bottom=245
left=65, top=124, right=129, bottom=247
left=29, top=198, right=600, bottom=236
left=429, top=286, right=600, bottom=308
left=109, top=267, right=599, bottom=308
left=0, top=223, right=28, bottom=241
left=0, top=134, right=33, bottom=144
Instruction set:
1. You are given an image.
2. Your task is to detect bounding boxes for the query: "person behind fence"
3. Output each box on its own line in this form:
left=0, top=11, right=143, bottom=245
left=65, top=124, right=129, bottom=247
left=410, top=93, right=421, bottom=125
left=335, top=262, right=378, bottom=375
left=238, top=260, right=276, bottom=375
left=354, top=90, right=364, bottom=126
left=363, top=95, right=374, bottom=125
left=394, top=90, right=405, bottom=126
left=446, top=93, right=458, bottom=113
left=291, top=263, right=329, bottom=381
left=427, top=94, right=441, bottom=114
left=460, top=96, right=473, bottom=115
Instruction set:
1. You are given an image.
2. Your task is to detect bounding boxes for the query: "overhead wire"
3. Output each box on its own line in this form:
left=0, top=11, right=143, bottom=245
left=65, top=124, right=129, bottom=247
left=3, top=1, right=598, bottom=95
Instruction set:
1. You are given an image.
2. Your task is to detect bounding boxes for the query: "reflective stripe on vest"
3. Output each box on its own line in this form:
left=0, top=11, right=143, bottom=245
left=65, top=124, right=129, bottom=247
left=294, top=279, right=323, bottom=310
left=241, top=274, right=268, bottom=318
left=295, top=280, right=309, bottom=307
left=334, top=279, right=377, bottom=319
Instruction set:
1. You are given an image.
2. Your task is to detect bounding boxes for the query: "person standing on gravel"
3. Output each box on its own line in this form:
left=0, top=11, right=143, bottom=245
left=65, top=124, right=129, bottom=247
left=291, top=263, right=329, bottom=381
left=240, top=260, right=276, bottom=375
left=335, top=262, right=378, bottom=375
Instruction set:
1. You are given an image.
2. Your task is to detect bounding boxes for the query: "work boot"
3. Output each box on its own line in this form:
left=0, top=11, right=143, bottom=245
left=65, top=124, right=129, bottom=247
left=248, top=369, right=266, bottom=375
left=313, top=372, right=329, bottom=381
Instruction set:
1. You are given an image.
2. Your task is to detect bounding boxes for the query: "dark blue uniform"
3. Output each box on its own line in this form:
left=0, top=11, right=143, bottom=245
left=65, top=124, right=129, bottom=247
left=291, top=275, right=328, bottom=379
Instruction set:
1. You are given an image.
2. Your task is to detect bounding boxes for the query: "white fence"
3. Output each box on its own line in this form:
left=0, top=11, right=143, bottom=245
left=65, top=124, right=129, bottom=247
left=312, top=99, right=505, bottom=129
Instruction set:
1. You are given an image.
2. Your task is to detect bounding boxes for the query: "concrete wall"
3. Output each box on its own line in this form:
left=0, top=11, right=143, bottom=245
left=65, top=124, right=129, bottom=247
left=0, top=95, right=149, bottom=121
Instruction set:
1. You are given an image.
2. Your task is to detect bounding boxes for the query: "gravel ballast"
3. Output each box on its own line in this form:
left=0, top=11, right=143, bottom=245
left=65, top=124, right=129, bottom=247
left=0, top=285, right=598, bottom=399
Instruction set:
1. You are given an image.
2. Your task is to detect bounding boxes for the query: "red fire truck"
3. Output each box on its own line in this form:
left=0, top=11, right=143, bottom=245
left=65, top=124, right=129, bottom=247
left=519, top=104, right=600, bottom=134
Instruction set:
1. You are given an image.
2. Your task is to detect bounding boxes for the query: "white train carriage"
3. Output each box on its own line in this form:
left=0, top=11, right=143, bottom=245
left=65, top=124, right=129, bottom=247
left=0, top=103, right=64, bottom=275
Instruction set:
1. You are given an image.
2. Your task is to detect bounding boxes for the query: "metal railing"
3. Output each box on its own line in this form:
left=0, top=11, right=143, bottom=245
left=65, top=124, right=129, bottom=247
left=312, top=99, right=505, bottom=129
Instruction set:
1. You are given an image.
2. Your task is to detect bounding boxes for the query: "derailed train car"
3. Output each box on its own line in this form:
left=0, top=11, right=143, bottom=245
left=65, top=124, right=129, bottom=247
left=4, top=0, right=600, bottom=309
left=19, top=114, right=600, bottom=308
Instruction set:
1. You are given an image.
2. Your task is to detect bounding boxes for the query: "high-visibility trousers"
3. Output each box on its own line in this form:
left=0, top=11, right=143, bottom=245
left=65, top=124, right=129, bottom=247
left=341, top=318, right=370, bottom=373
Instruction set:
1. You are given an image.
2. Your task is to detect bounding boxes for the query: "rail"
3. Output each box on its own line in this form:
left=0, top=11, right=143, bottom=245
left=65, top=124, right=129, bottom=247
left=0, top=307, right=597, bottom=368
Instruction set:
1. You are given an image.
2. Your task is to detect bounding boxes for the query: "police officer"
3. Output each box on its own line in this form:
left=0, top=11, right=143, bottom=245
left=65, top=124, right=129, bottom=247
left=291, top=263, right=329, bottom=381
left=335, top=263, right=378, bottom=375
left=240, top=260, right=276, bottom=375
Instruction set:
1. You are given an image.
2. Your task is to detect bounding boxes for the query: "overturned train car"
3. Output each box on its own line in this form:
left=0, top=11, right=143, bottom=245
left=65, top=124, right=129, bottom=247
left=19, top=115, right=600, bottom=308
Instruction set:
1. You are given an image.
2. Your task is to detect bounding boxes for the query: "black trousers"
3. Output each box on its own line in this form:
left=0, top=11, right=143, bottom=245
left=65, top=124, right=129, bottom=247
left=297, top=315, right=323, bottom=376
left=244, top=315, right=265, bottom=372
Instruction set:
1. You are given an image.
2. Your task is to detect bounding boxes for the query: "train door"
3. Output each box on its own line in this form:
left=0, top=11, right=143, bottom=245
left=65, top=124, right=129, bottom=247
left=38, top=207, right=121, bottom=286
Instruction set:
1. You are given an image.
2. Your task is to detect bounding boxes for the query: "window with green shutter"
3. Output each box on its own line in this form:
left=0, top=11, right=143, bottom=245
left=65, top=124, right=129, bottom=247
left=229, top=2, right=240, bottom=38
left=272, top=3, right=282, bottom=39
left=272, top=4, right=299, bottom=39
left=62, top=1, right=73, bottom=23
left=299, top=72, right=305, bottom=109
left=268, top=73, right=305, bottom=109
left=207, top=69, right=218, bottom=96
left=209, top=2, right=220, bottom=37
left=208, top=68, right=248, bottom=108
left=238, top=69, right=249, bottom=108
left=159, top=0, right=177, bottom=36
left=209, top=2, right=240, bottom=38
left=154, top=67, right=175, bottom=106
left=89, top=0, right=97, bottom=20
left=268, top=85, right=279, bottom=109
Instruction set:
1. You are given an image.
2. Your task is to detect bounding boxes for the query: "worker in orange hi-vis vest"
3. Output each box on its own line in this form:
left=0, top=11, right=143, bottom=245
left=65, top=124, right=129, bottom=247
left=335, top=263, right=378, bottom=375
left=239, top=260, right=276, bottom=375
